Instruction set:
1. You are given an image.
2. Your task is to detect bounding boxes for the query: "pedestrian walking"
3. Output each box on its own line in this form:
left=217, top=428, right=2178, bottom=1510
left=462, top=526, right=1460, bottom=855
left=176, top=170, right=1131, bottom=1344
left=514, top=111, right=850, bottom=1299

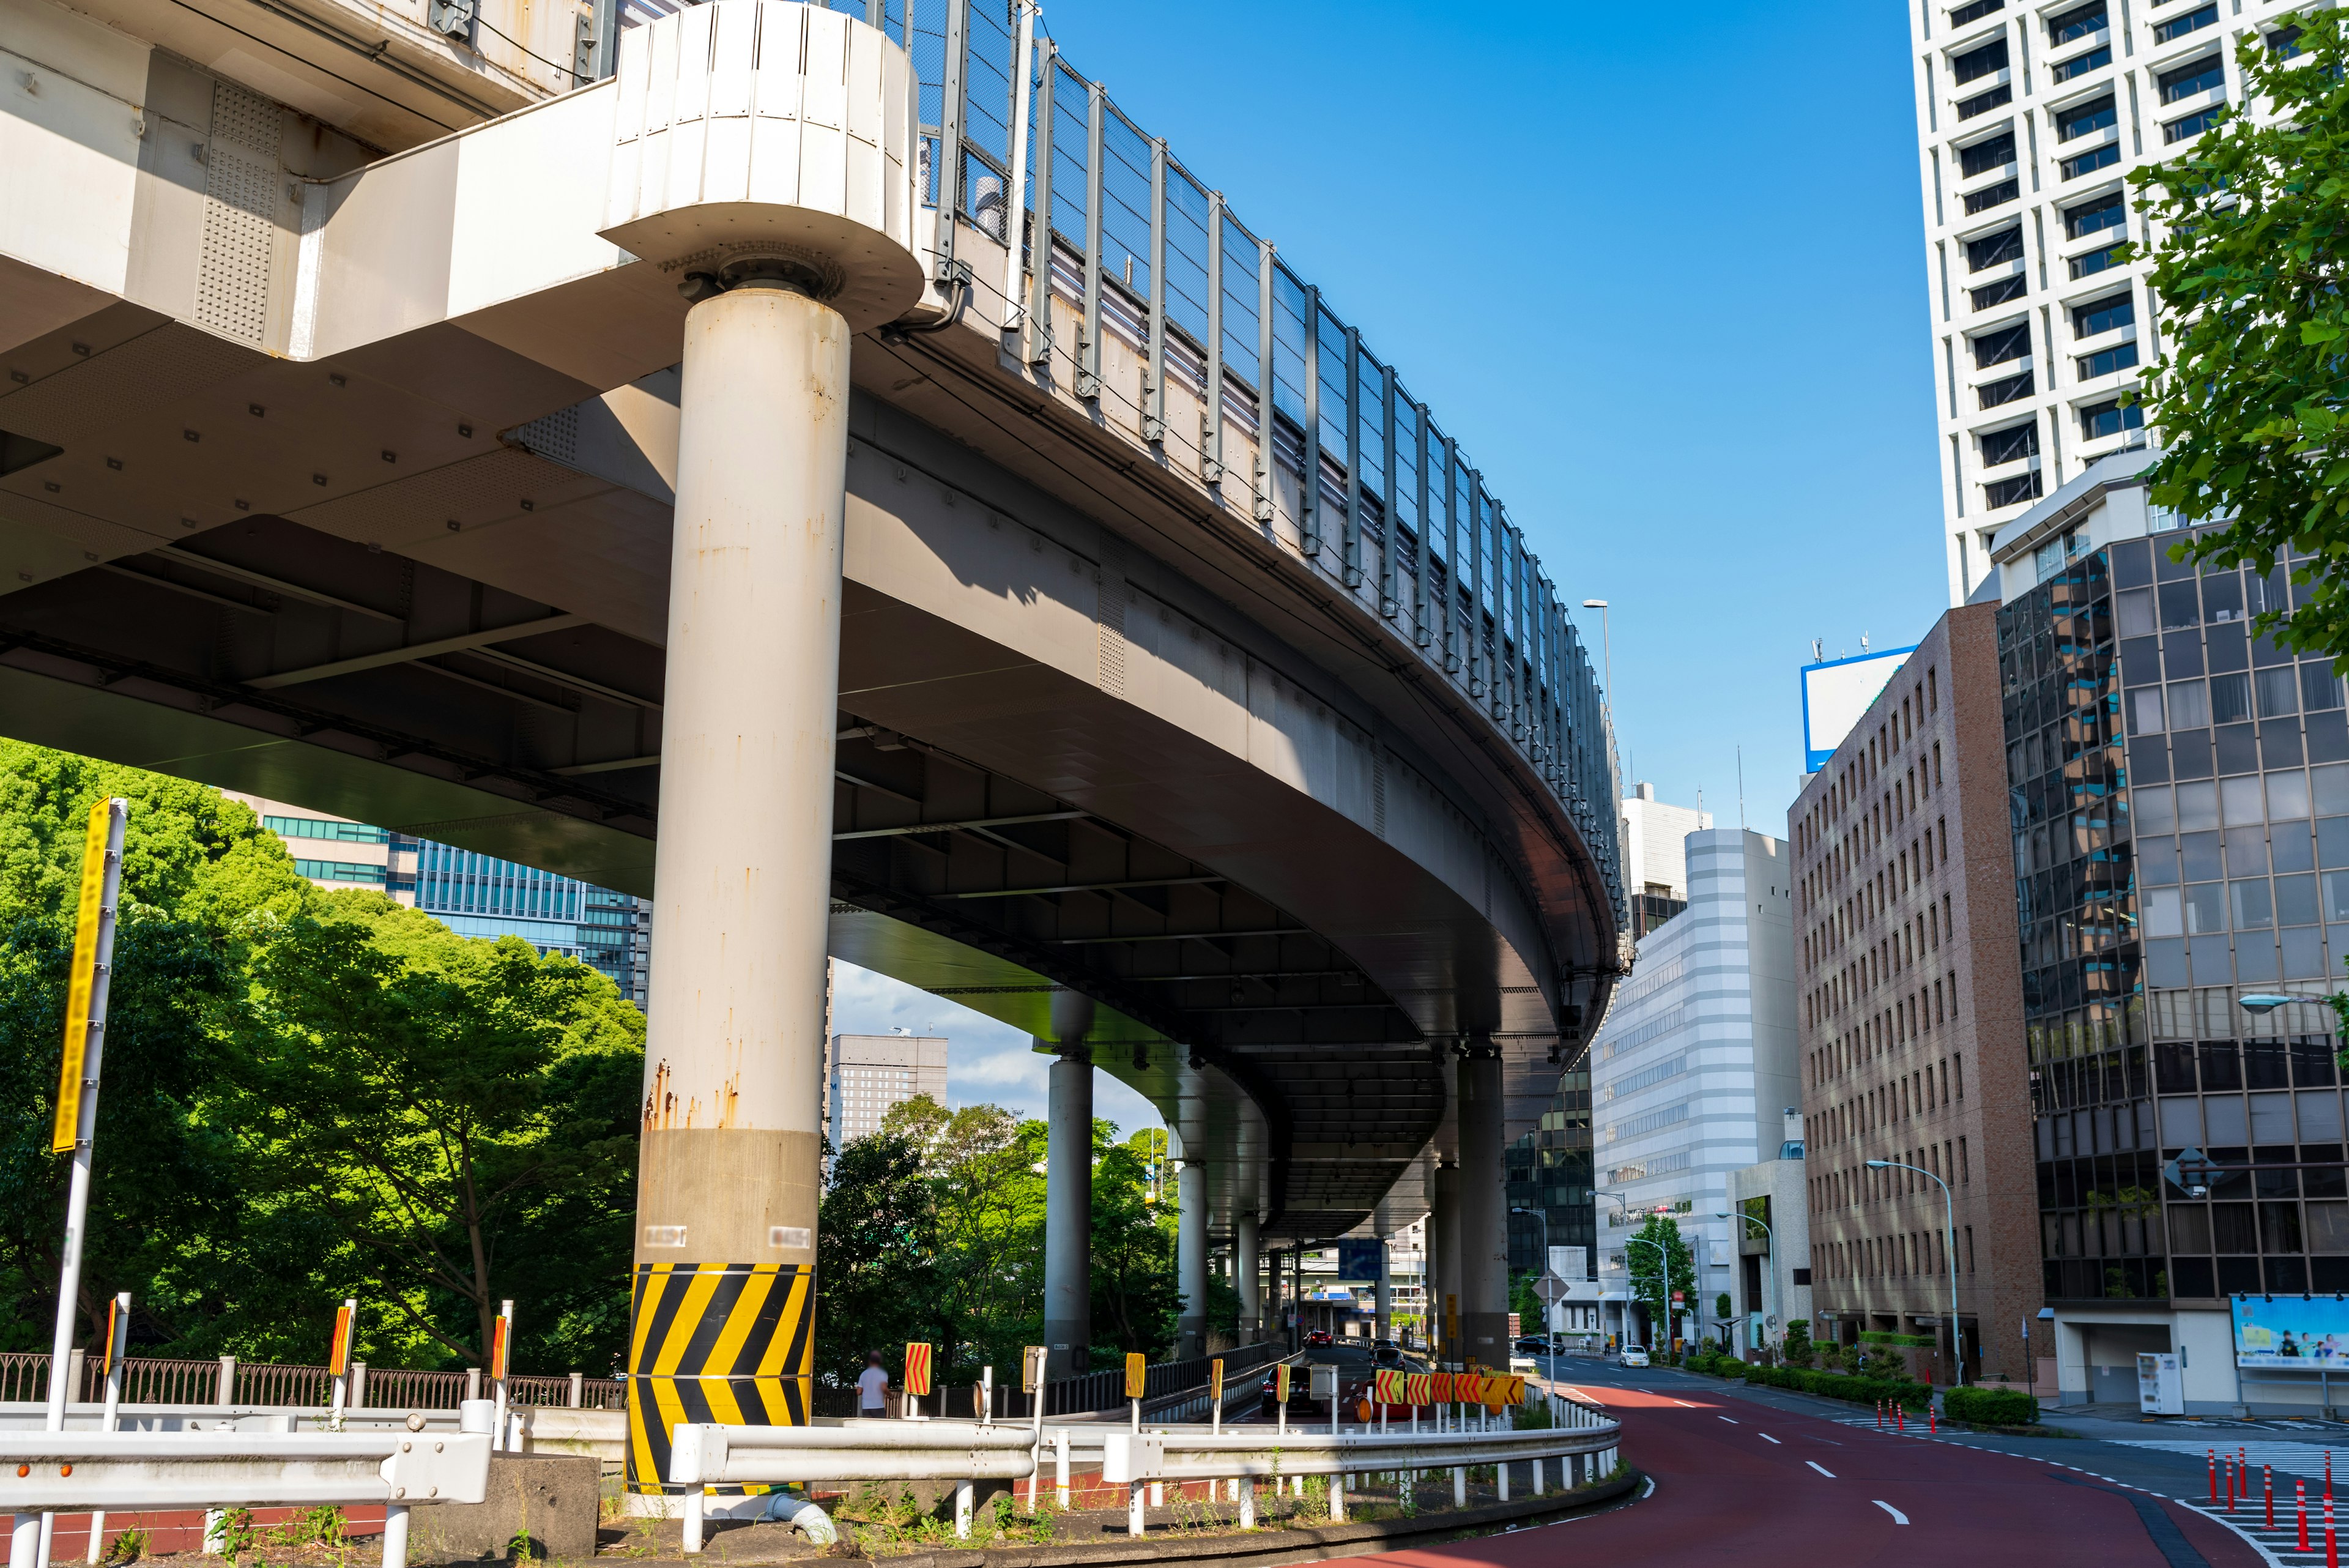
left=858, top=1350, right=892, bottom=1418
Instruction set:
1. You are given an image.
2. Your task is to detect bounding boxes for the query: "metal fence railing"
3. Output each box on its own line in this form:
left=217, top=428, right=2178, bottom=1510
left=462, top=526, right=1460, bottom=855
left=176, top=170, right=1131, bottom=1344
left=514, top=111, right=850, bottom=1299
left=1, top=1353, right=625, bottom=1412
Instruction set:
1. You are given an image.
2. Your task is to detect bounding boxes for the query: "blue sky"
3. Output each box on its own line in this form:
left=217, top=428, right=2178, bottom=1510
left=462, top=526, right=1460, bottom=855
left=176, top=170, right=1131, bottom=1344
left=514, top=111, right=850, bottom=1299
left=833, top=0, right=1955, bottom=1118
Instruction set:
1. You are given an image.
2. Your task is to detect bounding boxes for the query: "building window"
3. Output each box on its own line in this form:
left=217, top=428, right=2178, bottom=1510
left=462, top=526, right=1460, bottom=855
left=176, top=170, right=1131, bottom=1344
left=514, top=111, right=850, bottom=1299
left=2165, top=105, right=2227, bottom=143
left=2052, top=44, right=2112, bottom=83
left=294, top=858, right=387, bottom=885
left=2069, top=241, right=2125, bottom=280
left=2072, top=291, right=2134, bottom=337
left=2153, top=3, right=2218, bottom=43
left=2078, top=341, right=2140, bottom=379
left=1951, top=0, right=2005, bottom=23
left=1978, top=370, right=2035, bottom=408
left=1959, top=84, right=2015, bottom=119
left=265, top=814, right=389, bottom=844
left=2057, top=94, right=2117, bottom=142
left=2060, top=141, right=2121, bottom=180
left=1980, top=421, right=2039, bottom=466
left=1958, top=129, right=2017, bottom=177
left=2079, top=396, right=2144, bottom=440
left=2047, top=0, right=2106, bottom=43
left=2158, top=55, right=2225, bottom=104
left=1964, top=179, right=2021, bottom=214
left=2064, top=191, right=2126, bottom=239
left=1985, top=471, right=2044, bottom=508
left=1965, top=226, right=2024, bottom=272
left=1970, top=275, right=2027, bottom=311
left=1953, top=37, right=2011, bottom=84
left=2269, top=24, right=2304, bottom=57
left=1972, top=321, right=2032, bottom=368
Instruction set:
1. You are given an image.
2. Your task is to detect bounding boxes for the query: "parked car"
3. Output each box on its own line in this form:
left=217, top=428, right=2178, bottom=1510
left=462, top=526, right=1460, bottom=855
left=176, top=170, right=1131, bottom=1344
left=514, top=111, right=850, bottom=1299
left=1619, top=1345, right=1651, bottom=1368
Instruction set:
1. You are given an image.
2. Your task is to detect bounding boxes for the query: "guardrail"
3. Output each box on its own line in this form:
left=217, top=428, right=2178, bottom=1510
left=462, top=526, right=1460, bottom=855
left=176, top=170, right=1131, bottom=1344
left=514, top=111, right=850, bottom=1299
left=665, top=1400, right=1623, bottom=1548
left=0, top=1355, right=625, bottom=1414
left=0, top=1429, right=491, bottom=1568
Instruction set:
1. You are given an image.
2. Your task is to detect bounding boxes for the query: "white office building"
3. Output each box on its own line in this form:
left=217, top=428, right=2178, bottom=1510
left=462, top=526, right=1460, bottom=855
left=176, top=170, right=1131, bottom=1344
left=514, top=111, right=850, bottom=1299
left=1620, top=783, right=1713, bottom=936
left=1592, top=828, right=1800, bottom=1346
left=825, top=1032, right=949, bottom=1148
left=1910, top=0, right=2291, bottom=601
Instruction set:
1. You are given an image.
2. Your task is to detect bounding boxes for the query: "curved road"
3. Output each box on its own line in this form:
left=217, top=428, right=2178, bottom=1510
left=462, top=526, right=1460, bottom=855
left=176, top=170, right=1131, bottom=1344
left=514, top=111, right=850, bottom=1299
left=1323, top=1358, right=2270, bottom=1567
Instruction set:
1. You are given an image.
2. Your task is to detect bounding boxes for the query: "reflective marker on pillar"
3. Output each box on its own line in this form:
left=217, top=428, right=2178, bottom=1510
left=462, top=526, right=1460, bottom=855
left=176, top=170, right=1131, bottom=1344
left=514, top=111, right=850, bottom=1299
left=607, top=0, right=922, bottom=1499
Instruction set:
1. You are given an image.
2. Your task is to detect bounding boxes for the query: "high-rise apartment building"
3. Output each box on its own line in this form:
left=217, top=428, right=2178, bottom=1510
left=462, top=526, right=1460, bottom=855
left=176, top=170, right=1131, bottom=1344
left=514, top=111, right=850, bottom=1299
left=826, top=1033, right=949, bottom=1148
left=1985, top=454, right=2349, bottom=1412
left=1591, top=828, right=1798, bottom=1346
left=1910, top=0, right=2293, bottom=601
left=228, top=790, right=653, bottom=1008
left=1792, top=606, right=2042, bottom=1384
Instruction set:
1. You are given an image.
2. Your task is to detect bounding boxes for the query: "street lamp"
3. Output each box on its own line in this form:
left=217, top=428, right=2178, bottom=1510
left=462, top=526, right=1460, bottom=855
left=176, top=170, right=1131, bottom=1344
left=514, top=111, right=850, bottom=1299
left=1510, top=1205, right=1561, bottom=1414
left=1716, top=1210, right=1780, bottom=1360
left=1581, top=600, right=1613, bottom=713
left=1866, top=1158, right=1964, bottom=1386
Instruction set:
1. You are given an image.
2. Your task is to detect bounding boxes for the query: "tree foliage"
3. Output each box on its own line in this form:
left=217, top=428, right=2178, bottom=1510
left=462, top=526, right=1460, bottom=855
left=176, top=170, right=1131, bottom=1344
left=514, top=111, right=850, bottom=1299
left=2133, top=12, right=2349, bottom=656
left=0, top=740, right=643, bottom=1375
left=1624, top=1214, right=1695, bottom=1343
left=811, top=1099, right=1183, bottom=1388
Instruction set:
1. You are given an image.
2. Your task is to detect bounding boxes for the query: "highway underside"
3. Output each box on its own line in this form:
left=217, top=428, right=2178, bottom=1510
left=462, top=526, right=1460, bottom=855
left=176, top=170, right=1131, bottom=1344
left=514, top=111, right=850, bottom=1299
left=1327, top=1365, right=2266, bottom=1568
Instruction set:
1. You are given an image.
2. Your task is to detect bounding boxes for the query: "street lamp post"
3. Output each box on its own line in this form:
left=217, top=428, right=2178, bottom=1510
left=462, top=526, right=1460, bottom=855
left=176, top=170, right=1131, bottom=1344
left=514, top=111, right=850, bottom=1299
left=1867, top=1158, right=1964, bottom=1386
left=1581, top=600, right=1613, bottom=715
left=1717, top=1209, right=1781, bottom=1361
left=1510, top=1205, right=1560, bottom=1418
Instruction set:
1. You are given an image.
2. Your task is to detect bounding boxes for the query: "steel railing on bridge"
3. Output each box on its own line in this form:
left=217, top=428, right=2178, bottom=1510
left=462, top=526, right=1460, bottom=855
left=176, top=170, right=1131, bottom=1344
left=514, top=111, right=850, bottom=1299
left=713, top=0, right=1628, bottom=937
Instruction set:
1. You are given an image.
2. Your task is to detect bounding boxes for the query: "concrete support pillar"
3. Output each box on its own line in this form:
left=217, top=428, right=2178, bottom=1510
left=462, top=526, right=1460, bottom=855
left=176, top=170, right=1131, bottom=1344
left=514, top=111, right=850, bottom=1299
left=629, top=277, right=850, bottom=1493
left=1236, top=1213, right=1261, bottom=1342
left=1375, top=1239, right=1392, bottom=1342
left=1458, top=1044, right=1510, bottom=1364
left=1176, top=1159, right=1208, bottom=1359
left=1044, top=1047, right=1094, bottom=1380
left=1291, top=1250, right=1305, bottom=1350
left=1432, top=1160, right=1461, bottom=1363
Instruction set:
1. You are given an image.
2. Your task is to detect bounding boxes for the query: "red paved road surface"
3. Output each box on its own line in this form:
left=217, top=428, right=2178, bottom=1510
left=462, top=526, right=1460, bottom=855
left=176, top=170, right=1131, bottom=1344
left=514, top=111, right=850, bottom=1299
left=1321, top=1380, right=2264, bottom=1567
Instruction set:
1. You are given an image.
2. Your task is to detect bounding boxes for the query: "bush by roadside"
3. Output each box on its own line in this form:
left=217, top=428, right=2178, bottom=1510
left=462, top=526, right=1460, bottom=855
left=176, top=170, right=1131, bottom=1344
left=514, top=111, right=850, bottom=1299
left=1941, top=1386, right=2038, bottom=1426
left=1679, top=1353, right=1930, bottom=1411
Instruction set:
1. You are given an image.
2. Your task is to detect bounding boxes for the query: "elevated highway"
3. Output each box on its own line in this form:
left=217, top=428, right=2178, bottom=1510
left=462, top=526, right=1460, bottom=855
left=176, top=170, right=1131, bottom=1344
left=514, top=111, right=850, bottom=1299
left=0, top=0, right=1624, bottom=1478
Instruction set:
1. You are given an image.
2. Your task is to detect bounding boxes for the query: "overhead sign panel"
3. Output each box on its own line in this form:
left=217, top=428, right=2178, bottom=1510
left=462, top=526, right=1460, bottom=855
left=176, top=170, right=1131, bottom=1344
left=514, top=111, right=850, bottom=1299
left=1801, top=647, right=1918, bottom=773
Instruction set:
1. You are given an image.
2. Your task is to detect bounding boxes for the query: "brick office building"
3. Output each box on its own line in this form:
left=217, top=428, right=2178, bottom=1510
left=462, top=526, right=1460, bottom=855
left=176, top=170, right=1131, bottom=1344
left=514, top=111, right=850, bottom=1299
left=1791, top=604, right=2043, bottom=1382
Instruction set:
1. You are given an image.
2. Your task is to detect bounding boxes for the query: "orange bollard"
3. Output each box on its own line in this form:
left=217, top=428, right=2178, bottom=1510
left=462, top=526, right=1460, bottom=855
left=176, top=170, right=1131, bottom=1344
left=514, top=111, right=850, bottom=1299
left=2304, top=1479, right=2313, bottom=1552
left=2210, top=1449, right=2218, bottom=1504
left=1897, top=1403, right=1906, bottom=1432
left=2328, top=1488, right=2338, bottom=1568
left=1929, top=1406, right=1937, bottom=1435
left=2270, top=1465, right=2276, bottom=1529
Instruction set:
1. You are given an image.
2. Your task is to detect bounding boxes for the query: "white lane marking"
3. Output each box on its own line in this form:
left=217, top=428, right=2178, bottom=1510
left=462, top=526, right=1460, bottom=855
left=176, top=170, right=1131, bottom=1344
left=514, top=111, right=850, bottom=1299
left=1718, top=1416, right=1740, bottom=1424
left=1873, top=1501, right=1909, bottom=1525
left=1673, top=1399, right=1698, bottom=1408
left=1808, top=1461, right=1837, bottom=1478
left=1760, top=1433, right=1782, bottom=1445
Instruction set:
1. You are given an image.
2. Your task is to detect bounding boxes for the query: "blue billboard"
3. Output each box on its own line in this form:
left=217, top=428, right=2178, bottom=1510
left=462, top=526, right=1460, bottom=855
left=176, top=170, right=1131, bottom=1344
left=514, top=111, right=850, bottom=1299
left=2232, top=1295, right=2349, bottom=1370
left=1800, top=646, right=1917, bottom=773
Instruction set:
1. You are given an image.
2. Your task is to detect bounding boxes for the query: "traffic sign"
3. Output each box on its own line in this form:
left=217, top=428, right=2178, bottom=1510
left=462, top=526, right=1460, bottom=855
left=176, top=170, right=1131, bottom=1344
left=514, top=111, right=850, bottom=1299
left=1534, top=1275, right=1572, bottom=1304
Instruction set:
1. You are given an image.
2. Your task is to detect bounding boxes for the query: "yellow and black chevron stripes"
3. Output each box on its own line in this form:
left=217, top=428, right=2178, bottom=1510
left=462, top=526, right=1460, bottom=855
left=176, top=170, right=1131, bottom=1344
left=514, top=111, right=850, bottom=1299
left=625, top=1263, right=814, bottom=1493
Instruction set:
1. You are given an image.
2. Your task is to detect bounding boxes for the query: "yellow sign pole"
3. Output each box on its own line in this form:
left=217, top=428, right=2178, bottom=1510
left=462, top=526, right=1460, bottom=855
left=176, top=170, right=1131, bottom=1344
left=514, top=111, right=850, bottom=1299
left=29, top=797, right=125, bottom=1568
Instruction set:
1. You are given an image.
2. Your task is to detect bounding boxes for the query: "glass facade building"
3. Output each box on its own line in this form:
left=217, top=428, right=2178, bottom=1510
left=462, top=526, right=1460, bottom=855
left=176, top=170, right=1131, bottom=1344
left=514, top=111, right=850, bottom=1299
left=403, top=838, right=653, bottom=1007
left=1506, top=1069, right=1594, bottom=1280
left=1997, top=456, right=2349, bottom=1315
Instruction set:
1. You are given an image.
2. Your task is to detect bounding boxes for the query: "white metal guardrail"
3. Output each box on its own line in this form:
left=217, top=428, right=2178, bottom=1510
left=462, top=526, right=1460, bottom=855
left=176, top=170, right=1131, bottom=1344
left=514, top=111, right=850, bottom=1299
left=0, top=1429, right=492, bottom=1568
left=666, top=1408, right=1622, bottom=1547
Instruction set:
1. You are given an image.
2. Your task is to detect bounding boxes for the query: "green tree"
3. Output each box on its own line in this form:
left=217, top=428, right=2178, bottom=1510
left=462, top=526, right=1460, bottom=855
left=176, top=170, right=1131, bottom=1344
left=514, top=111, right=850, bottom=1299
left=0, top=741, right=316, bottom=1353
left=2129, top=12, right=2349, bottom=655
left=1624, top=1215, right=1694, bottom=1347
left=224, top=897, right=642, bottom=1370
left=814, top=1128, right=938, bottom=1385
left=1509, top=1270, right=1542, bottom=1332
left=877, top=1096, right=1048, bottom=1381
left=1089, top=1128, right=1179, bottom=1362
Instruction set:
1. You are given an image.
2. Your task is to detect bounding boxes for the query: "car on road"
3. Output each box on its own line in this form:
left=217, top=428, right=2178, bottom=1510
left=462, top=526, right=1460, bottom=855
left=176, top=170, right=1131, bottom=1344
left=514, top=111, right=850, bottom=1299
left=1258, top=1345, right=1429, bottom=1419
left=1304, top=1329, right=1335, bottom=1348
left=1513, top=1336, right=1553, bottom=1356
left=1619, top=1345, right=1650, bottom=1367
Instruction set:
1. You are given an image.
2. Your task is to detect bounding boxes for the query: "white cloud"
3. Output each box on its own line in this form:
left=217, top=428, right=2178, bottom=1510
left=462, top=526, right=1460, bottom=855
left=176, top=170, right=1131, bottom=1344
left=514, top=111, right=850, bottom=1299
left=828, top=960, right=1160, bottom=1135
